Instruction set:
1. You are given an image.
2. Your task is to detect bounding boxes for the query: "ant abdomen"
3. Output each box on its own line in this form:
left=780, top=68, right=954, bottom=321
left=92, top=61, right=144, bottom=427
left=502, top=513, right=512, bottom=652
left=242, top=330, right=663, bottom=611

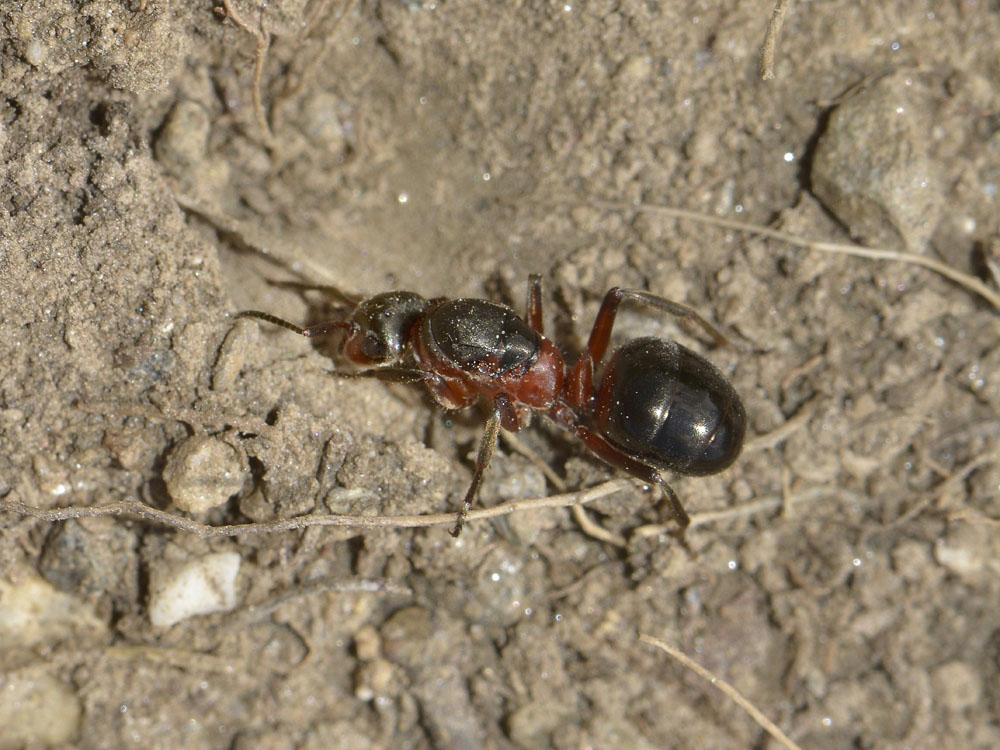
left=594, top=337, right=746, bottom=477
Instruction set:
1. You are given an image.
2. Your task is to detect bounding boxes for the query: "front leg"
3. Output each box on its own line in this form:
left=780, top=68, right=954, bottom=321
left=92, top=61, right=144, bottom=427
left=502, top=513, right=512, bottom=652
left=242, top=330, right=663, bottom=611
left=450, top=393, right=514, bottom=537
left=333, top=367, right=429, bottom=384
left=263, top=280, right=362, bottom=307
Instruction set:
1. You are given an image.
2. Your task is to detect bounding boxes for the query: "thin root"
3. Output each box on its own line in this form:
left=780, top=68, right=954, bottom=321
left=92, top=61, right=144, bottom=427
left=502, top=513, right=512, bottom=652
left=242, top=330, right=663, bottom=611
left=173, top=192, right=343, bottom=284
left=578, top=198, right=1000, bottom=312
left=500, top=431, right=627, bottom=546
left=0, top=479, right=638, bottom=537
left=639, top=633, right=803, bottom=750
left=219, top=0, right=359, bottom=153
left=220, top=0, right=276, bottom=148
left=759, top=0, right=794, bottom=80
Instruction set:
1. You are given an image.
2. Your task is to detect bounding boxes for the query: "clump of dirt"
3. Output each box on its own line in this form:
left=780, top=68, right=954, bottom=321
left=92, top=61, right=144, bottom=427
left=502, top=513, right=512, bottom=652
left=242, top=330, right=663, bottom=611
left=1, top=2, right=998, bottom=748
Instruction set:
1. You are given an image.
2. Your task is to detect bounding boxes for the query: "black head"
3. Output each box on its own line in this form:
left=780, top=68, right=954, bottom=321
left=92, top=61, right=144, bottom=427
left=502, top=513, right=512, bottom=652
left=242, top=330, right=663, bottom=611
left=343, top=292, right=428, bottom=366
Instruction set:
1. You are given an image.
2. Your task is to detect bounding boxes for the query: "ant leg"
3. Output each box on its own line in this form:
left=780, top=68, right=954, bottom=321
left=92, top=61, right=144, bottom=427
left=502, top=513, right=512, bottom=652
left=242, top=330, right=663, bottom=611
left=450, top=393, right=510, bottom=537
left=566, top=418, right=690, bottom=542
left=613, top=289, right=732, bottom=347
left=526, top=274, right=544, bottom=335
left=657, top=482, right=691, bottom=539
left=236, top=310, right=352, bottom=338
left=334, top=367, right=428, bottom=384
left=266, top=280, right=362, bottom=308
left=566, top=288, right=732, bottom=410
left=585, top=288, right=730, bottom=364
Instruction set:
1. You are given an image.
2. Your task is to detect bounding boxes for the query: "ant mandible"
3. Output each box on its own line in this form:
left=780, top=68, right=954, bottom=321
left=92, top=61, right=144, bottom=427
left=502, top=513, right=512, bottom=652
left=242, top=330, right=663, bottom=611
left=237, top=275, right=746, bottom=540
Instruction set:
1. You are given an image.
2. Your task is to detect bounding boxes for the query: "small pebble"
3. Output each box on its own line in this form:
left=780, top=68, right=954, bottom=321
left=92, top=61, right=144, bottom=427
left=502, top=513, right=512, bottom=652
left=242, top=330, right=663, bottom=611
left=0, top=574, right=107, bottom=649
left=934, top=523, right=995, bottom=579
left=154, top=99, right=211, bottom=174
left=354, top=658, right=394, bottom=701
left=931, top=661, right=981, bottom=711
left=213, top=317, right=257, bottom=391
left=0, top=675, right=81, bottom=747
left=148, top=551, right=241, bottom=628
left=380, top=606, right=432, bottom=669
left=354, top=624, right=381, bottom=661
left=162, top=435, right=246, bottom=513
left=811, top=72, right=940, bottom=251
left=24, top=39, right=46, bottom=67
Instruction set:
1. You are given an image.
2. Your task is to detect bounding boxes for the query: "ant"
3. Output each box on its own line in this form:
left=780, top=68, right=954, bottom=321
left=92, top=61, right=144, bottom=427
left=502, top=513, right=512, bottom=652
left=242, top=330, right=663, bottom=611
left=237, top=275, right=746, bottom=540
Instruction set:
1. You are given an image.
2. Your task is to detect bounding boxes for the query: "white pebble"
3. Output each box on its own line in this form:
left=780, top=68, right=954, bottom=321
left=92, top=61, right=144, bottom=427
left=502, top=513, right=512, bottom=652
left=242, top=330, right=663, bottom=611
left=0, top=575, right=106, bottom=648
left=148, top=552, right=241, bottom=628
left=24, top=39, right=47, bottom=67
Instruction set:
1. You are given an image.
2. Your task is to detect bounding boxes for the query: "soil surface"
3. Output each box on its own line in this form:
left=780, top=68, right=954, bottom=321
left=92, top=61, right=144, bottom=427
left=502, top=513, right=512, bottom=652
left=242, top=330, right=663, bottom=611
left=1, top=2, right=999, bottom=749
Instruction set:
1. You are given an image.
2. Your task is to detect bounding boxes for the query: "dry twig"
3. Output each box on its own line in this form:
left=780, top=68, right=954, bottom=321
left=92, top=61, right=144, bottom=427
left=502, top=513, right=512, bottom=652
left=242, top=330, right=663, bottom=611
left=759, top=0, right=794, bottom=80
left=0, top=479, right=637, bottom=537
left=1, top=479, right=867, bottom=542
left=949, top=509, right=1000, bottom=526
left=639, top=633, right=803, bottom=750
left=579, top=198, right=1000, bottom=311
left=500, top=431, right=628, bottom=547
left=220, top=0, right=276, bottom=147
left=629, top=485, right=872, bottom=539
left=218, top=0, right=359, bottom=151
left=174, top=192, right=343, bottom=284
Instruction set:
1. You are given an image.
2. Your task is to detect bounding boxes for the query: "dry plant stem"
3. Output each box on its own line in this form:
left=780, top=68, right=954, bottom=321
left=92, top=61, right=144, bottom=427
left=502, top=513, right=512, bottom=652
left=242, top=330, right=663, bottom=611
left=272, top=0, right=360, bottom=111
left=639, top=633, right=803, bottom=750
left=759, top=0, right=794, bottom=80
left=221, top=0, right=276, bottom=148
left=630, top=486, right=874, bottom=539
left=221, top=0, right=359, bottom=152
left=780, top=464, right=795, bottom=519
left=780, top=354, right=824, bottom=392
left=217, top=576, right=411, bottom=635
left=886, top=451, right=995, bottom=529
left=500, top=431, right=628, bottom=547
left=174, top=192, right=343, bottom=284
left=570, top=502, right=628, bottom=547
left=500, top=431, right=567, bottom=491
left=950, top=509, right=1000, bottom=526
left=0, top=483, right=869, bottom=542
left=0, top=479, right=637, bottom=536
left=3, top=645, right=240, bottom=682
left=634, top=450, right=991, bottom=539
left=582, top=198, right=1000, bottom=312
left=743, top=397, right=814, bottom=452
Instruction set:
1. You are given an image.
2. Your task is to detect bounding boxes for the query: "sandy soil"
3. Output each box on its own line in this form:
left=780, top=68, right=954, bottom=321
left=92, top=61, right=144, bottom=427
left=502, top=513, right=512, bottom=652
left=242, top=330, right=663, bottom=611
left=1, top=1, right=998, bottom=748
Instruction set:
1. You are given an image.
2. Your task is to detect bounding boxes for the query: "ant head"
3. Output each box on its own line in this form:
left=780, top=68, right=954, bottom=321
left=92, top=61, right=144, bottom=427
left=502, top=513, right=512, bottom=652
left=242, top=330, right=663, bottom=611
left=343, top=291, right=428, bottom=366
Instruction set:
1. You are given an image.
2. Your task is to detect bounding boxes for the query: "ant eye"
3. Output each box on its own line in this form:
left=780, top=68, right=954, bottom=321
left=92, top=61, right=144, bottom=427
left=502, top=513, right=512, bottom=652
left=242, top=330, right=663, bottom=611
left=361, top=333, right=386, bottom=361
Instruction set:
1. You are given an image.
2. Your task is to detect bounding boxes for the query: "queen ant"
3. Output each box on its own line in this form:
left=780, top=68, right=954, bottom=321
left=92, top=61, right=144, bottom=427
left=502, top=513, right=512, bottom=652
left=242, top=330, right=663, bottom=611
left=237, top=275, right=746, bottom=540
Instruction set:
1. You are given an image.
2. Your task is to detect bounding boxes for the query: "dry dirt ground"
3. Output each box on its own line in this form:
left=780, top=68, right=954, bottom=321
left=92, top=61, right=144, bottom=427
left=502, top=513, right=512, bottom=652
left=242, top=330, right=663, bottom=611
left=1, top=1, right=999, bottom=749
